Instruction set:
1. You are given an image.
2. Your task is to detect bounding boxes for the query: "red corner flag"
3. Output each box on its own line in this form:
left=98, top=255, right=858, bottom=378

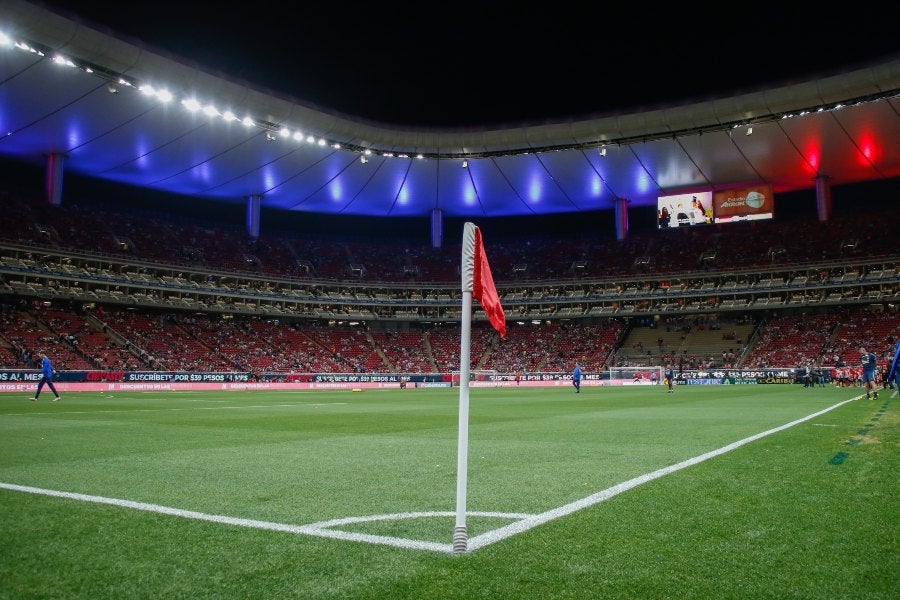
left=462, top=222, right=506, bottom=337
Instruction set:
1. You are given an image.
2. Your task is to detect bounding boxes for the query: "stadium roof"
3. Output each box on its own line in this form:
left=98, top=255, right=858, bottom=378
left=2, top=0, right=900, bottom=220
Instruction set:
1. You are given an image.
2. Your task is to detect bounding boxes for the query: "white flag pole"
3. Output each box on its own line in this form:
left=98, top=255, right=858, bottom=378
left=454, top=289, right=473, bottom=553
left=454, top=222, right=476, bottom=553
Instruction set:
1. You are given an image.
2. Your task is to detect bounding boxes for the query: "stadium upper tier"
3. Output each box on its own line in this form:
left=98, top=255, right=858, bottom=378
left=1, top=190, right=899, bottom=324
left=2, top=192, right=899, bottom=280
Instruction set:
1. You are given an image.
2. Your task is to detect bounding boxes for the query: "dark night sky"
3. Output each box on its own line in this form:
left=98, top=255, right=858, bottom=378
left=36, top=1, right=900, bottom=128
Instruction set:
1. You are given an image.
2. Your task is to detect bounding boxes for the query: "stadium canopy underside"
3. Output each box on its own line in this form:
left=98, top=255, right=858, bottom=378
left=1, top=0, right=900, bottom=222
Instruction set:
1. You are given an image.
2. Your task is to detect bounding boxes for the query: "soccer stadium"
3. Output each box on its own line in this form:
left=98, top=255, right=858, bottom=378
left=1, top=2, right=899, bottom=598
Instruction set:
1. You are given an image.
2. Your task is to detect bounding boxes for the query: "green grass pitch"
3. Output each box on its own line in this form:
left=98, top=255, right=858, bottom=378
left=1, top=385, right=896, bottom=599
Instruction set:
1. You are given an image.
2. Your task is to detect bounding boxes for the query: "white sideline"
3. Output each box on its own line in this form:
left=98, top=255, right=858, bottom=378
left=0, top=396, right=862, bottom=554
left=466, top=396, right=861, bottom=551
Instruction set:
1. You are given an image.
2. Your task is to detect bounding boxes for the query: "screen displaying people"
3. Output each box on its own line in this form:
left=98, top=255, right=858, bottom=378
left=657, top=192, right=713, bottom=228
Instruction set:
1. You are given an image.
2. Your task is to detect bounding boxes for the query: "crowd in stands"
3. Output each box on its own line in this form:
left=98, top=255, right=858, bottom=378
left=743, top=313, right=842, bottom=369
left=2, top=192, right=899, bottom=284
left=1, top=189, right=899, bottom=377
left=614, top=314, right=757, bottom=370
left=1, top=300, right=897, bottom=376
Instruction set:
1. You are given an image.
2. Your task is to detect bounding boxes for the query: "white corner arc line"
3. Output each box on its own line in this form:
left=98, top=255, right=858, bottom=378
left=0, top=482, right=456, bottom=553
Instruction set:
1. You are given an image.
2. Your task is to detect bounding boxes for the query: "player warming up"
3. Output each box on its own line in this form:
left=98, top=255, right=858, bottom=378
left=31, top=351, right=61, bottom=402
left=572, top=363, right=582, bottom=393
left=859, top=346, right=878, bottom=400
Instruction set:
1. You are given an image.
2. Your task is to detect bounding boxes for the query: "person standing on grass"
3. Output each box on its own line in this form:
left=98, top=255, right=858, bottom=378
left=860, top=346, right=878, bottom=400
left=572, top=363, right=582, bottom=393
left=887, top=341, right=900, bottom=391
left=31, top=351, right=61, bottom=402
left=665, top=364, right=676, bottom=393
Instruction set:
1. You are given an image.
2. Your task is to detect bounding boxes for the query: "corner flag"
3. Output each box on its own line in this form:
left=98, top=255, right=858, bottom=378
left=461, top=223, right=506, bottom=337
left=454, top=222, right=505, bottom=554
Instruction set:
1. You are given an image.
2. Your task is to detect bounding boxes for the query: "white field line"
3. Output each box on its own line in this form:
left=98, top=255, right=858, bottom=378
left=1, top=403, right=346, bottom=417
left=0, top=482, right=455, bottom=553
left=466, top=395, right=862, bottom=551
left=0, top=396, right=864, bottom=554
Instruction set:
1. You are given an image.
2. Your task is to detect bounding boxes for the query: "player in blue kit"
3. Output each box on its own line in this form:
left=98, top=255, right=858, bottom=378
left=31, top=351, right=61, bottom=402
left=572, top=363, right=582, bottom=393
left=859, top=346, right=878, bottom=400
left=886, top=341, right=900, bottom=392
